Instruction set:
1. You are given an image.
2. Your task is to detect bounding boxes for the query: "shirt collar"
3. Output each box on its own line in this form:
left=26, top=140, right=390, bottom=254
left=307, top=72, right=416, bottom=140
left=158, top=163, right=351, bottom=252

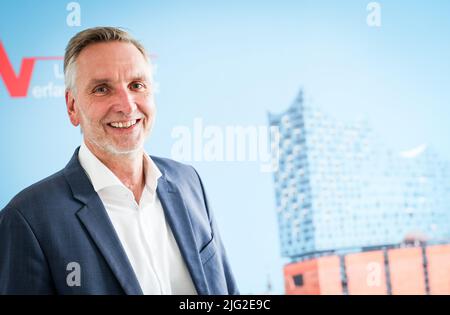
left=78, top=141, right=162, bottom=194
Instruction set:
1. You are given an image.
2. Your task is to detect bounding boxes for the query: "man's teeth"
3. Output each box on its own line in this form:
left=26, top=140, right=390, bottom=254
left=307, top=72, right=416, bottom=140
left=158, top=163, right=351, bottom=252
left=110, top=120, right=137, bottom=128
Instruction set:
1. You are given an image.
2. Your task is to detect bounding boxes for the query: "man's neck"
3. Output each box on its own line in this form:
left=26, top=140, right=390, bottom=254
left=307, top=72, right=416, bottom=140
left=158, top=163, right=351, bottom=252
left=85, top=140, right=146, bottom=203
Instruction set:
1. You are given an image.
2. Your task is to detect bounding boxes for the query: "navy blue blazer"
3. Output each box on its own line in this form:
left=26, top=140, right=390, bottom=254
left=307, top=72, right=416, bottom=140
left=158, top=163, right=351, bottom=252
left=0, top=148, right=239, bottom=295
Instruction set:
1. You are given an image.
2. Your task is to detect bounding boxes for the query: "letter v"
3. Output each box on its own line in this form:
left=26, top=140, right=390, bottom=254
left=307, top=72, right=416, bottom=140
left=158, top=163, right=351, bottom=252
left=0, top=41, right=36, bottom=98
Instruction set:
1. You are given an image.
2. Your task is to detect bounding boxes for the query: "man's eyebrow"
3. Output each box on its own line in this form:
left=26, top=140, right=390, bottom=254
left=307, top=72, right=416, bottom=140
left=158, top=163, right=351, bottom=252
left=87, top=75, right=150, bottom=86
left=130, top=74, right=150, bottom=82
left=86, top=78, right=113, bottom=87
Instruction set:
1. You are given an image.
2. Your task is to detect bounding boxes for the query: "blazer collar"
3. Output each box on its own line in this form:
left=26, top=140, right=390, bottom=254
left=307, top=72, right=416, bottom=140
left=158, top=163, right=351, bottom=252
left=63, top=147, right=209, bottom=295
left=155, top=172, right=209, bottom=295
left=63, top=147, right=143, bottom=295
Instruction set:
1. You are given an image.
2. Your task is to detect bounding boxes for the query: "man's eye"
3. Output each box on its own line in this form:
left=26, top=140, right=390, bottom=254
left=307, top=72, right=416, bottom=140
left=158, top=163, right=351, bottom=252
left=93, top=86, right=108, bottom=94
left=131, top=82, right=145, bottom=90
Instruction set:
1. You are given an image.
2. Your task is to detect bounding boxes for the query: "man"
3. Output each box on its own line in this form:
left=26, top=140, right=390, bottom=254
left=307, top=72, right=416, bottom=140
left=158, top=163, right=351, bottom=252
left=0, top=27, right=239, bottom=295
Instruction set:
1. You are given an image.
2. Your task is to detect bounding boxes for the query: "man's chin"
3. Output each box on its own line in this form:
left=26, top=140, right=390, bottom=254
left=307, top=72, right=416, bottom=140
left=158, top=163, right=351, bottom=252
left=104, top=143, right=144, bottom=156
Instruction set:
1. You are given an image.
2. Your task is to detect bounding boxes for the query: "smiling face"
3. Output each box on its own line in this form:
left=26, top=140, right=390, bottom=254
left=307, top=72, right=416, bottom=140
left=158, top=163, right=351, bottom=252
left=65, top=41, right=155, bottom=157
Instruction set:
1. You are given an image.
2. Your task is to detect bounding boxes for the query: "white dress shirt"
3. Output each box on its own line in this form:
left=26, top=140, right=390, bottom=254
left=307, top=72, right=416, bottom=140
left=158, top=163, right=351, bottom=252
left=78, top=141, right=197, bottom=295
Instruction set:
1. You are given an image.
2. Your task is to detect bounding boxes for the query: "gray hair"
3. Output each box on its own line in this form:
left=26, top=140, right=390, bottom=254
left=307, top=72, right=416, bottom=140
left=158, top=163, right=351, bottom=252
left=64, top=27, right=150, bottom=94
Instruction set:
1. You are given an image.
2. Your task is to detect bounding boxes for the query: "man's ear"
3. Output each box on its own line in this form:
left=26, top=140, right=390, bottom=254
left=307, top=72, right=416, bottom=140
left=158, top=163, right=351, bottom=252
left=66, top=89, right=80, bottom=126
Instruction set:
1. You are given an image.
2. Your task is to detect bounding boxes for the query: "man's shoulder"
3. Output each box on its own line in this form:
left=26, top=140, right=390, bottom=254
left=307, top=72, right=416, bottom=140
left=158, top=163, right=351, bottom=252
left=2, top=168, right=71, bottom=215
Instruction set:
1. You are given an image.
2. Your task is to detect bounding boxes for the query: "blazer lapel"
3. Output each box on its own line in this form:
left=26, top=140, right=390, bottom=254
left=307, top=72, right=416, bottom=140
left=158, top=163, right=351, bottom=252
left=64, top=148, right=143, bottom=295
left=156, top=175, right=209, bottom=295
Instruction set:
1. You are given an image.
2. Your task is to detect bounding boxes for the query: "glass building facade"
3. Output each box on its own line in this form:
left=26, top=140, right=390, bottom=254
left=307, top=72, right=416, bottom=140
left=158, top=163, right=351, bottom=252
left=269, top=90, right=450, bottom=259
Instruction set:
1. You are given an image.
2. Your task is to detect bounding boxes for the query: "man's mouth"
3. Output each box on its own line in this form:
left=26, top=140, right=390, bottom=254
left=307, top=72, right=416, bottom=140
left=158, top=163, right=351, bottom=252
left=107, top=119, right=141, bottom=129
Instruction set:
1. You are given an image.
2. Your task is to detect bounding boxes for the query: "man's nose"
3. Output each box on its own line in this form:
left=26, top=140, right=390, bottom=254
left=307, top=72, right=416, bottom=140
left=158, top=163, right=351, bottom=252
left=113, top=87, right=137, bottom=115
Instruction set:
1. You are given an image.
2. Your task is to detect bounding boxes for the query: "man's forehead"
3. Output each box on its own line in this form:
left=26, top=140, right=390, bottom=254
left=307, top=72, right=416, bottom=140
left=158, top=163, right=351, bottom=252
left=82, top=65, right=151, bottom=81
left=76, top=42, right=152, bottom=84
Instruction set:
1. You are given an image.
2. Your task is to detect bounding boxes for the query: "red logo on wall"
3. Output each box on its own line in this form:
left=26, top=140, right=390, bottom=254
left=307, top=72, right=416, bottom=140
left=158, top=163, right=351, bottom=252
left=0, top=41, right=63, bottom=98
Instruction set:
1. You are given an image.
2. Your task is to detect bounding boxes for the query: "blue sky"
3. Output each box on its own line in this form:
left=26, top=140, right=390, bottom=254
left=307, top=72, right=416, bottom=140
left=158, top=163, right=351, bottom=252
left=1, top=0, right=450, bottom=294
